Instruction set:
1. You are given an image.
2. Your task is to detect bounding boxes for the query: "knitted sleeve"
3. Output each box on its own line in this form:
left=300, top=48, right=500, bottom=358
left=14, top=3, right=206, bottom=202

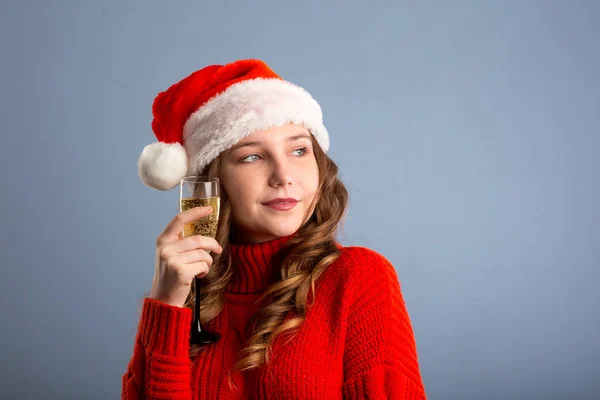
left=342, top=248, right=427, bottom=399
left=121, top=297, right=194, bottom=399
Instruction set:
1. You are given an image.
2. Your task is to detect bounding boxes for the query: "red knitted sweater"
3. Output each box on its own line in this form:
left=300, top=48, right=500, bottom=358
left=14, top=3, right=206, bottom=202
left=122, top=236, right=427, bottom=399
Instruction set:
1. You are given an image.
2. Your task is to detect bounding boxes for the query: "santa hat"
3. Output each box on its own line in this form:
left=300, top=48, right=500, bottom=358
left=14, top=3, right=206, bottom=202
left=137, top=59, right=330, bottom=191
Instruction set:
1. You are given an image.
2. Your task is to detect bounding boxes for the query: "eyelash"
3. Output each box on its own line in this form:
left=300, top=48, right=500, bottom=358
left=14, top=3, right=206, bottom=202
left=241, top=147, right=308, bottom=163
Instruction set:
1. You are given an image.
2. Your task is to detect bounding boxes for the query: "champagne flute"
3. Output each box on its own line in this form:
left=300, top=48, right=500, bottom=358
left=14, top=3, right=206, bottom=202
left=179, top=176, right=222, bottom=344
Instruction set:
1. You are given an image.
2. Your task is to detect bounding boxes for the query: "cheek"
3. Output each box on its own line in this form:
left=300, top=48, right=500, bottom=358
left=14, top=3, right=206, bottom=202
left=302, top=163, right=320, bottom=199
left=222, top=168, right=255, bottom=209
left=221, top=168, right=239, bottom=204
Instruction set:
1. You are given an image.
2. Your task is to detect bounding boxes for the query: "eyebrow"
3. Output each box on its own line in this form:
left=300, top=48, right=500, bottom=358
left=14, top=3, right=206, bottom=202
left=229, top=133, right=312, bottom=152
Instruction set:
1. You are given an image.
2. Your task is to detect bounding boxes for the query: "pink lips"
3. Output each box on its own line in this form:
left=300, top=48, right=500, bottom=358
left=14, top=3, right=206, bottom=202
left=262, top=198, right=298, bottom=211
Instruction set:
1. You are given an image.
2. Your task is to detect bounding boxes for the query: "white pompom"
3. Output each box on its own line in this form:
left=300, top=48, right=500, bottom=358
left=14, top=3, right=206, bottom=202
left=138, top=142, right=188, bottom=191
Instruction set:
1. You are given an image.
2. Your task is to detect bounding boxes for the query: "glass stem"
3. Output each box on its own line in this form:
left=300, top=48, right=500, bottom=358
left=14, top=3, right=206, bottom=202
left=194, top=277, right=202, bottom=333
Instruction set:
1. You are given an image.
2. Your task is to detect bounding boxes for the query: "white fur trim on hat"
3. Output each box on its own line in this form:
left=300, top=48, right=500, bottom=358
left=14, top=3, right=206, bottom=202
left=138, top=142, right=188, bottom=191
left=183, top=78, right=329, bottom=175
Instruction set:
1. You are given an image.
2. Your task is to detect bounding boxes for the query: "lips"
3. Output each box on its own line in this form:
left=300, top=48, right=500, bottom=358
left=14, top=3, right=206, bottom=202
left=262, top=198, right=299, bottom=211
left=262, top=198, right=298, bottom=205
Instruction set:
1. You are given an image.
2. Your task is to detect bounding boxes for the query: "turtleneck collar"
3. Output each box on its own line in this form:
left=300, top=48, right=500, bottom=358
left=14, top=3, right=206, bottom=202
left=227, top=233, right=296, bottom=294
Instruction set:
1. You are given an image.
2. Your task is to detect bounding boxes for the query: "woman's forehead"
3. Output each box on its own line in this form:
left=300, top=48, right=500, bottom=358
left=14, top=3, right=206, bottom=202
left=233, top=124, right=312, bottom=148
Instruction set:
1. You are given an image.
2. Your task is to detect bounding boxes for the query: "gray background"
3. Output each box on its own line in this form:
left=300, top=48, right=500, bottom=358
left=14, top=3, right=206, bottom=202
left=1, top=1, right=598, bottom=399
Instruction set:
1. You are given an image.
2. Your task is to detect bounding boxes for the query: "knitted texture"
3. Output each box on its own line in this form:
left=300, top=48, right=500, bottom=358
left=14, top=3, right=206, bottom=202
left=122, top=237, right=426, bottom=399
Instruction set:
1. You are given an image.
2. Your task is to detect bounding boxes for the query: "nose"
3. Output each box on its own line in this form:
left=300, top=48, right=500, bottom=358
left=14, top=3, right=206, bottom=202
left=268, top=157, right=293, bottom=188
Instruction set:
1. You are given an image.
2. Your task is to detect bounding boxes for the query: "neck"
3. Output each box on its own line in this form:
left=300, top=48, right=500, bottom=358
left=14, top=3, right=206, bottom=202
left=229, top=225, right=289, bottom=245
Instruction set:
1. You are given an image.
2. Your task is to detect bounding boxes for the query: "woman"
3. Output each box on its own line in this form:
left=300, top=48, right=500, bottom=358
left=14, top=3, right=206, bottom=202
left=122, top=59, right=427, bottom=399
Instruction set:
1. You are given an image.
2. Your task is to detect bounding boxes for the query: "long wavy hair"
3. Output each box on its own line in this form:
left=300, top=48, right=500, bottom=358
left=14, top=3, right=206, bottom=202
left=182, top=134, right=349, bottom=388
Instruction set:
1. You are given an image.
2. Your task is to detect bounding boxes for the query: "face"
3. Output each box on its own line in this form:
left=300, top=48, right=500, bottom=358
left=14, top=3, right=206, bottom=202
left=220, top=123, right=320, bottom=244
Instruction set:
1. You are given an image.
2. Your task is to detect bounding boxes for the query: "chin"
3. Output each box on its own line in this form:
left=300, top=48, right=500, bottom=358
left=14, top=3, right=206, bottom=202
left=262, top=218, right=303, bottom=238
left=268, top=224, right=301, bottom=238
left=236, top=210, right=307, bottom=243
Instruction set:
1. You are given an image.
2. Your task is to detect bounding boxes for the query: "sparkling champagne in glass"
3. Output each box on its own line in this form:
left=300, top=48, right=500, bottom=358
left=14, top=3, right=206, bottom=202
left=180, top=176, right=221, bottom=344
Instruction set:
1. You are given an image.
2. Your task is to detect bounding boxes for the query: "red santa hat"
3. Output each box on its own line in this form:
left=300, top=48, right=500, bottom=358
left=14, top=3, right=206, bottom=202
left=138, top=59, right=329, bottom=191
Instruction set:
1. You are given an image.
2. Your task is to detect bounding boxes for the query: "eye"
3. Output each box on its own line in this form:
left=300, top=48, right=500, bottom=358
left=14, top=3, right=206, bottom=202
left=240, top=154, right=261, bottom=163
left=292, top=147, right=307, bottom=156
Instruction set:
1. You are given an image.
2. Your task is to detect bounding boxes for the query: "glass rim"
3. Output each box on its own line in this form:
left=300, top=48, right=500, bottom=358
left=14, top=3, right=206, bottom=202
left=180, top=175, right=219, bottom=183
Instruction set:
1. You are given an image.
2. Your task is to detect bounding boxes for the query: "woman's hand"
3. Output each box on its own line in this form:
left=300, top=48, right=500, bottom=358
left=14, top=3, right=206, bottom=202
left=149, top=206, right=222, bottom=308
